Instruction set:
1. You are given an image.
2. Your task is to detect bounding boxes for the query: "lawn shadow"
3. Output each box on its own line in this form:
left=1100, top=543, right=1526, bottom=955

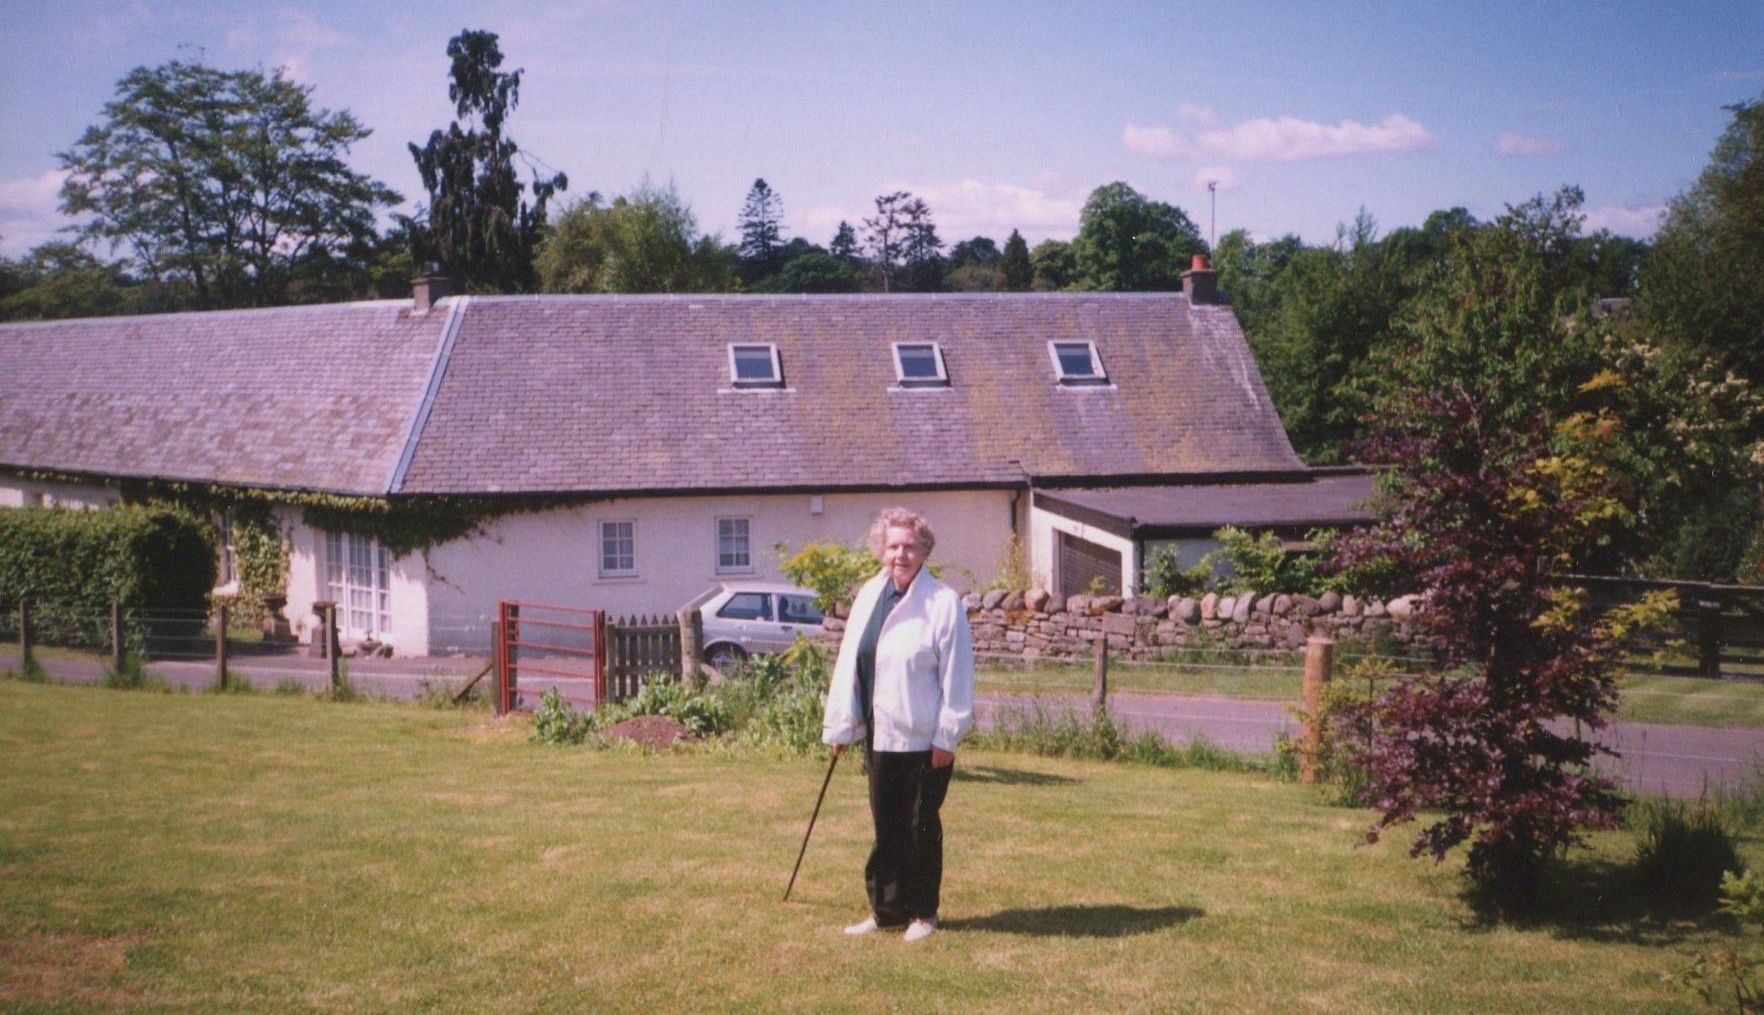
left=955, top=765, right=1077, bottom=787
left=1458, top=854, right=1732, bottom=946
left=943, top=904, right=1202, bottom=937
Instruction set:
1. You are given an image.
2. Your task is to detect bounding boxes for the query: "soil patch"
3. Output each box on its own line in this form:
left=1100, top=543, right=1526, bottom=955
left=602, top=714, right=691, bottom=749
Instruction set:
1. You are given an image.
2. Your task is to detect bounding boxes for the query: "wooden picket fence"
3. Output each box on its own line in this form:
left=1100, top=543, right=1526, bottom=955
left=605, top=614, right=682, bottom=701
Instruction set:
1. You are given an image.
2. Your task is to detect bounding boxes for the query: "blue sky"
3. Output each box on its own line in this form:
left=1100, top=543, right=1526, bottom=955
left=1, top=1, right=1761, bottom=260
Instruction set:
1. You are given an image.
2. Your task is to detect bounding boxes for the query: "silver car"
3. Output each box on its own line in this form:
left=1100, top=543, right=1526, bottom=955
left=690, top=581, right=827, bottom=672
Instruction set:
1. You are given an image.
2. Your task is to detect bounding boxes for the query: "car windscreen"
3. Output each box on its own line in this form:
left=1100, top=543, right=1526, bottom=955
left=717, top=592, right=772, bottom=621
left=777, top=594, right=824, bottom=625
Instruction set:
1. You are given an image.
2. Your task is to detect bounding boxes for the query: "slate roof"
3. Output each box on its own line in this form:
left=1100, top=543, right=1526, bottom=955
left=0, top=292, right=1305, bottom=497
left=0, top=301, right=446, bottom=494
left=396, top=293, right=1303, bottom=494
left=1034, top=470, right=1377, bottom=538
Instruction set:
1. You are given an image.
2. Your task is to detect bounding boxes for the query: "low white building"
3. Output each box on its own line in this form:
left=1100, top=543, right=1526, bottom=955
left=0, top=270, right=1370, bottom=655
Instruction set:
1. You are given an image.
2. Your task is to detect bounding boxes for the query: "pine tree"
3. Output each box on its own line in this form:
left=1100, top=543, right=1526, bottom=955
left=737, top=178, right=785, bottom=282
left=829, top=221, right=861, bottom=263
left=1001, top=229, right=1032, bottom=291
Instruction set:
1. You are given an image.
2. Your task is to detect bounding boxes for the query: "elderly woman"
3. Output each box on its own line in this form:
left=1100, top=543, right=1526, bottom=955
left=823, top=507, right=975, bottom=943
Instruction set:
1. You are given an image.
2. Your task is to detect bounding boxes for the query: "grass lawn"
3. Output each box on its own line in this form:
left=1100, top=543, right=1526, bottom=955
left=980, top=658, right=1764, bottom=731
left=0, top=680, right=1751, bottom=1013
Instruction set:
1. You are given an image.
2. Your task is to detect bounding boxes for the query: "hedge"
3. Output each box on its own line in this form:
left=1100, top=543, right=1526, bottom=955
left=0, top=504, right=216, bottom=648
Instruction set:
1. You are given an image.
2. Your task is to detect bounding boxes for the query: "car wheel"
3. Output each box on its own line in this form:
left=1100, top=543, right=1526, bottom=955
left=705, top=643, right=746, bottom=674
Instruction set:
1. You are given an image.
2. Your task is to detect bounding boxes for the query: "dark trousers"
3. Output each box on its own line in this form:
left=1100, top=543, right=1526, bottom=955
left=863, top=746, right=954, bottom=926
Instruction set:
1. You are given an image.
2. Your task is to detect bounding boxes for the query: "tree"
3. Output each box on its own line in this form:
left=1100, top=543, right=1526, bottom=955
left=0, top=242, right=139, bottom=321
left=829, top=221, right=861, bottom=263
left=1639, top=93, right=1764, bottom=386
left=1337, top=390, right=1671, bottom=897
left=1000, top=229, right=1032, bottom=291
left=1069, top=182, right=1205, bottom=291
left=737, top=178, right=786, bottom=283
left=408, top=30, right=567, bottom=293
left=749, top=251, right=861, bottom=293
left=900, top=197, right=945, bottom=292
left=863, top=192, right=910, bottom=292
left=948, top=236, right=1000, bottom=269
left=58, top=59, right=400, bottom=309
left=535, top=182, right=737, bottom=294
left=1029, top=239, right=1075, bottom=290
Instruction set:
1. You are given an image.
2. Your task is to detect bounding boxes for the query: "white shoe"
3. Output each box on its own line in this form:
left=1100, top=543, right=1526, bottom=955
left=903, top=918, right=937, bottom=943
left=843, top=916, right=880, bottom=936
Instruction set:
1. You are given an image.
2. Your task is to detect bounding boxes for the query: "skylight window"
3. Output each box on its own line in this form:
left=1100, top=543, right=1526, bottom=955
left=729, top=343, right=783, bottom=387
left=1049, top=340, right=1107, bottom=385
left=892, top=342, right=949, bottom=387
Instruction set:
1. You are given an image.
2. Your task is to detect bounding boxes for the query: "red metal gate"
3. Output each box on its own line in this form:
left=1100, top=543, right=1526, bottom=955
left=493, top=600, right=606, bottom=716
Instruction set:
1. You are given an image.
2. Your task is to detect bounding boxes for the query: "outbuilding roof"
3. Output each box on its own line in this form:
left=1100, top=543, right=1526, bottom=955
left=0, top=292, right=1305, bottom=497
left=1034, top=470, right=1377, bottom=538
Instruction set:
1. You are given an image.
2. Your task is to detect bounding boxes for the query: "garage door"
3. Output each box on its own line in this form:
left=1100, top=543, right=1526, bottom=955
left=1059, top=531, right=1121, bottom=597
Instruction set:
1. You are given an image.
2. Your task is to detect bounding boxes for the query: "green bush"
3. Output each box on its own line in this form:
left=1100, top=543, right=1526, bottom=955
left=1629, top=798, right=1743, bottom=913
left=532, top=686, right=591, bottom=745
left=1141, top=546, right=1211, bottom=600
left=0, top=503, right=215, bottom=648
left=774, top=540, right=878, bottom=610
left=734, top=637, right=833, bottom=754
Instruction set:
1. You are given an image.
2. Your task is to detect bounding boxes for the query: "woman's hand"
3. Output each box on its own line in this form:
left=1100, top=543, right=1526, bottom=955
left=931, top=747, right=955, bottom=769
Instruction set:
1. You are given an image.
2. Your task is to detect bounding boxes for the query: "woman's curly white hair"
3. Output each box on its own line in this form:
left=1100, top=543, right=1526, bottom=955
left=867, top=507, right=936, bottom=558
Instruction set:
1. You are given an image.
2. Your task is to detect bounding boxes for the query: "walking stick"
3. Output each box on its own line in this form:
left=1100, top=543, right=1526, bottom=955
left=783, top=746, right=842, bottom=902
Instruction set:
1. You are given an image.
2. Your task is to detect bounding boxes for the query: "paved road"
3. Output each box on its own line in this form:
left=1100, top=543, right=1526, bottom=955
left=9, top=650, right=1762, bottom=799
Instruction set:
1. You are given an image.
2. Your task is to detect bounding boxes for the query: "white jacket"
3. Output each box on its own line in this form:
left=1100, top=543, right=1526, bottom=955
left=822, top=568, right=975, bottom=753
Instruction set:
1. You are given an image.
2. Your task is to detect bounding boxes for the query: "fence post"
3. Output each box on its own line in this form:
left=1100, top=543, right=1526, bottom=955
left=18, top=593, right=31, bottom=671
left=319, top=603, right=341, bottom=695
left=1699, top=596, right=1723, bottom=680
left=679, top=608, right=701, bottom=687
left=111, top=601, right=124, bottom=673
left=1092, top=636, right=1109, bottom=709
left=215, top=602, right=229, bottom=690
left=1301, top=635, right=1335, bottom=785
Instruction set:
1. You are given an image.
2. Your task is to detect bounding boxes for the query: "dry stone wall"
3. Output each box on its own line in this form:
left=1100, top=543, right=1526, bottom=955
left=824, top=588, right=1424, bottom=661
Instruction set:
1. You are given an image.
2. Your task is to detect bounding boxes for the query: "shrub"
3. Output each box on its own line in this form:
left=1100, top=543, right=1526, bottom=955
left=983, top=531, right=1033, bottom=592
left=0, top=503, right=215, bottom=648
left=1629, top=798, right=1743, bottom=913
left=1678, top=870, right=1764, bottom=1010
left=533, top=686, right=591, bottom=745
left=775, top=540, right=878, bottom=610
left=1285, top=655, right=1391, bottom=800
left=736, top=636, right=833, bottom=754
left=619, top=673, right=734, bottom=737
left=1141, top=546, right=1211, bottom=600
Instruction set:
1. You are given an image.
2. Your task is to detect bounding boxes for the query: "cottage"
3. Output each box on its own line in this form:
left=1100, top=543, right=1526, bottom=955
left=0, top=264, right=1370, bottom=655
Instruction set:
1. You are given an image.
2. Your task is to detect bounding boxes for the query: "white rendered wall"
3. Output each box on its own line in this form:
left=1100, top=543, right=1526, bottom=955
left=1029, top=504, right=1141, bottom=596
left=418, top=489, right=1015, bottom=655
left=284, top=512, right=430, bottom=655
left=0, top=476, right=120, bottom=509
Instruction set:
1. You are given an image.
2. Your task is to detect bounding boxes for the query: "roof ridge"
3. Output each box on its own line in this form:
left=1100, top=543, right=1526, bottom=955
left=0, top=298, right=414, bottom=331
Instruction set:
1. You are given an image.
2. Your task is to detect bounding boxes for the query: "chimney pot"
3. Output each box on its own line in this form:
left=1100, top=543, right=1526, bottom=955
left=412, top=274, right=453, bottom=314
left=1181, top=255, right=1218, bottom=305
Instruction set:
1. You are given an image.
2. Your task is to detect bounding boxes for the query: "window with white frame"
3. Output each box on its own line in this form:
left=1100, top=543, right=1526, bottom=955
left=325, top=531, right=390, bottom=637
left=717, top=517, right=752, bottom=573
left=600, top=520, right=636, bottom=577
left=216, top=511, right=237, bottom=588
left=728, top=343, right=783, bottom=387
left=892, top=342, right=949, bottom=387
left=1048, top=340, right=1107, bottom=384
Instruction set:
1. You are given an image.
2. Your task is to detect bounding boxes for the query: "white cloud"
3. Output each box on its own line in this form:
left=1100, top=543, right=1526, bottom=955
left=1493, top=132, right=1564, bottom=157
left=1583, top=205, right=1665, bottom=239
left=78, top=2, right=153, bottom=50
left=1176, top=103, right=1219, bottom=126
left=0, top=170, right=71, bottom=256
left=1194, top=166, right=1240, bottom=192
left=226, top=8, right=354, bottom=82
left=1122, top=123, right=1188, bottom=160
left=1197, top=113, right=1435, bottom=161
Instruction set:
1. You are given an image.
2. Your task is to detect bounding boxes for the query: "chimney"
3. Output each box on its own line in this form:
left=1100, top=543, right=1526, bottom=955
left=1181, top=253, right=1218, bottom=305
left=411, top=274, right=454, bottom=314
